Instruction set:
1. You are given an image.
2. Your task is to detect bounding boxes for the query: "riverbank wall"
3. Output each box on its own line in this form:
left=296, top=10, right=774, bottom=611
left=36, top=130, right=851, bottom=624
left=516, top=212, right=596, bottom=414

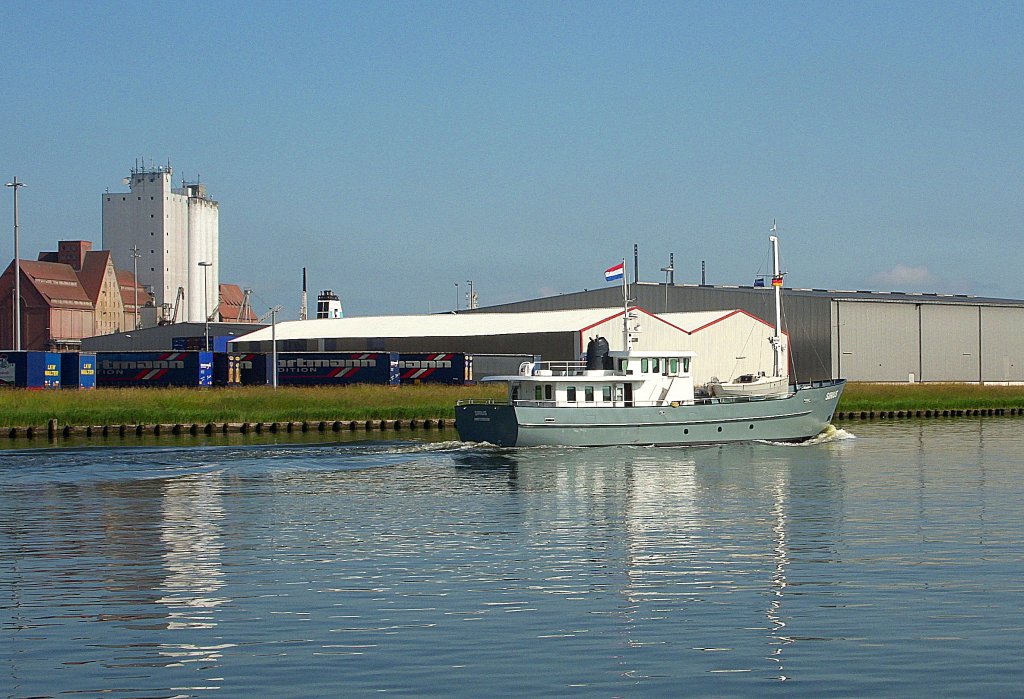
left=6, top=417, right=455, bottom=441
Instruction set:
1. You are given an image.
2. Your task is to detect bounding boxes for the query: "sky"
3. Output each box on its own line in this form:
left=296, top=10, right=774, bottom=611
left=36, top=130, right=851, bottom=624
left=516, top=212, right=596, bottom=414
left=1, top=1, right=1022, bottom=318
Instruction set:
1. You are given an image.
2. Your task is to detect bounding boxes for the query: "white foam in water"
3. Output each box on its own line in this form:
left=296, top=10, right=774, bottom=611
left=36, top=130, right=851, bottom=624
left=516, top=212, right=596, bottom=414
left=761, top=423, right=856, bottom=447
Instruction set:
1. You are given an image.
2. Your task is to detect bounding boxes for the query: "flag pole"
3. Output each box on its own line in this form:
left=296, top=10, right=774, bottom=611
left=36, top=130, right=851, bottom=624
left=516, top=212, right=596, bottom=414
left=621, top=258, right=630, bottom=351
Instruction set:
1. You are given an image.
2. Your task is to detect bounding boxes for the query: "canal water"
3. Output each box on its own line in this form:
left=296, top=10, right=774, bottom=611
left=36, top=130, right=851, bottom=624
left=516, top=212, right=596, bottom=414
left=1, top=419, right=1021, bottom=697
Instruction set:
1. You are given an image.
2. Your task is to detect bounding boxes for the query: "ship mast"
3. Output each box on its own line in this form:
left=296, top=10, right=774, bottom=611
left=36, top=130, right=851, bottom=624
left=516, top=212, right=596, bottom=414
left=769, top=223, right=785, bottom=378
left=620, top=258, right=632, bottom=351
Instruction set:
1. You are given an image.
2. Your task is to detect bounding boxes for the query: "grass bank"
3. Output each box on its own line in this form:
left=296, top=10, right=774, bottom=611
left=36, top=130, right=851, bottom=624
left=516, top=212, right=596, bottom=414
left=2, top=382, right=1023, bottom=428
left=0, top=384, right=506, bottom=427
left=838, top=383, right=1024, bottom=412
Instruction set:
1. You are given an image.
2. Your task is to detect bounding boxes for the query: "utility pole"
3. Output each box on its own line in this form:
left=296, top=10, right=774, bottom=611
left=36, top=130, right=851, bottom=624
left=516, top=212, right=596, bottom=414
left=198, top=261, right=213, bottom=350
left=130, top=245, right=141, bottom=329
left=5, top=177, right=26, bottom=349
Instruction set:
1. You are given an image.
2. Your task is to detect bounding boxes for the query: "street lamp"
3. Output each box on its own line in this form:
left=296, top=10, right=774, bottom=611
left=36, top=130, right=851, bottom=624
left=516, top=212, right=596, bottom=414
left=268, top=305, right=283, bottom=389
left=5, top=177, right=26, bottom=350
left=130, top=245, right=141, bottom=330
left=198, top=261, right=213, bottom=350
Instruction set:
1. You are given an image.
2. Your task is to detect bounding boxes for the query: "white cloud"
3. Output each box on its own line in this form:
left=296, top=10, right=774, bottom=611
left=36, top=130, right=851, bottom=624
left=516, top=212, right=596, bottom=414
left=869, top=264, right=937, bottom=290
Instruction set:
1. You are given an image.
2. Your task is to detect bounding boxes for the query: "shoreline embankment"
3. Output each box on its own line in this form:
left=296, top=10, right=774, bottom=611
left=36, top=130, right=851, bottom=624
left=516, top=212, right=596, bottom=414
left=4, top=382, right=1024, bottom=443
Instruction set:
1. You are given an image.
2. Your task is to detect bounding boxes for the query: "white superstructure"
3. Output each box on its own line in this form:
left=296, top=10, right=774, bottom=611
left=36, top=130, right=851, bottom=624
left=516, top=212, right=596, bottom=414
left=102, top=164, right=219, bottom=323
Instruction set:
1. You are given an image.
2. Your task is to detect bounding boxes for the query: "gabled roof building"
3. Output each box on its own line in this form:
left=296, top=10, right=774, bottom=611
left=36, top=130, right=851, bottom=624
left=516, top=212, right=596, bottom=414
left=0, top=240, right=149, bottom=351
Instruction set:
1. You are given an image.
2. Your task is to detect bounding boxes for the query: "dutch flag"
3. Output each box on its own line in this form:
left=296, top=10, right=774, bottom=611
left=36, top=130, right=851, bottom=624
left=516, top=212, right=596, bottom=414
left=605, top=262, right=625, bottom=282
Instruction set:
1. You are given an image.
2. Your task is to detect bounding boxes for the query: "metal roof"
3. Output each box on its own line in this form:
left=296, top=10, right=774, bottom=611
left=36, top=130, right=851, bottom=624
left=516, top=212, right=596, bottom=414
left=230, top=307, right=749, bottom=344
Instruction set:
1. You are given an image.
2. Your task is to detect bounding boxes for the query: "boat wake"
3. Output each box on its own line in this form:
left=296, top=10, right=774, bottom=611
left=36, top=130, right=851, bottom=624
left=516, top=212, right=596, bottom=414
left=760, top=423, right=856, bottom=447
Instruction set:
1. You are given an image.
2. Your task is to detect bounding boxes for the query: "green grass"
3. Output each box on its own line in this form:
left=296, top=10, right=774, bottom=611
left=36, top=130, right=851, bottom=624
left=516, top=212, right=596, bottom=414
left=838, top=382, right=1024, bottom=412
left=3, top=382, right=1024, bottom=427
left=0, top=384, right=507, bottom=427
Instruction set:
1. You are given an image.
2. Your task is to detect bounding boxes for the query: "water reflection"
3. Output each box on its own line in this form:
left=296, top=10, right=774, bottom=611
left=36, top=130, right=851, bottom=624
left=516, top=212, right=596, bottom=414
left=3, top=420, right=1023, bottom=697
left=158, top=473, right=228, bottom=627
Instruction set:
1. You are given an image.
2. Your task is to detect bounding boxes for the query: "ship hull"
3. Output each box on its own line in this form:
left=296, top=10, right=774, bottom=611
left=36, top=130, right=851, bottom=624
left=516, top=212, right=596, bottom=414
left=456, top=380, right=845, bottom=447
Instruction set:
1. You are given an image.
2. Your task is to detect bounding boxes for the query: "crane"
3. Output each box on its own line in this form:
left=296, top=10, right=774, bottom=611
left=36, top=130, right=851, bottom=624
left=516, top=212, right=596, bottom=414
left=159, top=286, right=186, bottom=325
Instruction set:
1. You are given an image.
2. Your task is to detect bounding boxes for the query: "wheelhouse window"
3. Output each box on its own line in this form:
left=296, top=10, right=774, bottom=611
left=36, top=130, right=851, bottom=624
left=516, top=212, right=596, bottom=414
left=602, top=386, right=612, bottom=401
left=669, top=358, right=679, bottom=374
left=651, top=358, right=660, bottom=373
left=682, top=357, right=691, bottom=373
left=641, top=358, right=649, bottom=373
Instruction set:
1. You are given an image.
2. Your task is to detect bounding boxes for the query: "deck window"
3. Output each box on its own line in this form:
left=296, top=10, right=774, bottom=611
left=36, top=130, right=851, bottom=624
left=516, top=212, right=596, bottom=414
left=641, top=358, right=649, bottom=373
left=619, top=359, right=629, bottom=372
left=585, top=386, right=594, bottom=402
left=602, top=385, right=612, bottom=401
left=682, top=357, right=690, bottom=373
left=544, top=384, right=553, bottom=400
left=651, top=358, right=660, bottom=373
left=669, top=358, right=678, bottom=374
left=566, top=386, right=577, bottom=402
left=535, top=385, right=543, bottom=401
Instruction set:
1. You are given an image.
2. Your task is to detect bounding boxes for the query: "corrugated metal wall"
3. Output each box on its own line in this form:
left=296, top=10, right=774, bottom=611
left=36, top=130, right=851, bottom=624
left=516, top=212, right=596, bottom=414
left=981, top=307, right=1024, bottom=382
left=832, top=300, right=1024, bottom=382
left=481, top=284, right=832, bottom=381
left=833, top=301, right=920, bottom=381
left=921, top=304, right=980, bottom=381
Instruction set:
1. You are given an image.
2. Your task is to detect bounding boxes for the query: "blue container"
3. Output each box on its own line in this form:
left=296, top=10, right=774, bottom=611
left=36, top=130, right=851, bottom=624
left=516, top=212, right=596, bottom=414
left=398, top=353, right=466, bottom=385
left=0, top=351, right=61, bottom=389
left=61, top=353, right=97, bottom=389
left=214, top=352, right=270, bottom=386
left=96, top=351, right=213, bottom=387
left=275, top=352, right=399, bottom=386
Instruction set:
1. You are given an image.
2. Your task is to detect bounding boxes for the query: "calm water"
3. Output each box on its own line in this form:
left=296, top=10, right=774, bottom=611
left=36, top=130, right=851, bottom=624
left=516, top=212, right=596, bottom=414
left=1, top=419, right=1022, bottom=698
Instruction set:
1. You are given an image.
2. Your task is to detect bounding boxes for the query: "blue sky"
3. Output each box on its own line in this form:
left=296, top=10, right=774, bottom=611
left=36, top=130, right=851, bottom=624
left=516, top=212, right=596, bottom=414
left=1, top=1, right=1021, bottom=317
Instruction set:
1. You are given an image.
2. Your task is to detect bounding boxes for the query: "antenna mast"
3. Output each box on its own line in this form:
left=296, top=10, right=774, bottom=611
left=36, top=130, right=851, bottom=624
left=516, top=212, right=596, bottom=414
left=299, top=268, right=308, bottom=321
left=768, top=221, right=785, bottom=378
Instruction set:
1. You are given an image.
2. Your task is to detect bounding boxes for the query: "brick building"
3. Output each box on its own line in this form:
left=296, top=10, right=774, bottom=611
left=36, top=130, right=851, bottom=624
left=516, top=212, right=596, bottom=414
left=0, top=240, right=149, bottom=351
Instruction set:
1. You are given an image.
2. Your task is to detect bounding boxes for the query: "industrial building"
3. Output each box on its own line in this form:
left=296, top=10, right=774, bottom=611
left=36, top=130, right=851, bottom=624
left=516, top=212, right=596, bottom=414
left=472, top=282, right=1024, bottom=383
left=0, top=240, right=148, bottom=351
left=230, top=281, right=1024, bottom=384
left=229, top=307, right=788, bottom=385
left=102, top=163, right=219, bottom=324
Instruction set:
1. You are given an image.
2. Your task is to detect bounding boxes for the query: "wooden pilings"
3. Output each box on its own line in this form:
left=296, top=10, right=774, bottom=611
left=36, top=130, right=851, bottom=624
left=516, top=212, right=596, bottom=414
left=6, top=418, right=454, bottom=441
left=834, top=408, right=1016, bottom=420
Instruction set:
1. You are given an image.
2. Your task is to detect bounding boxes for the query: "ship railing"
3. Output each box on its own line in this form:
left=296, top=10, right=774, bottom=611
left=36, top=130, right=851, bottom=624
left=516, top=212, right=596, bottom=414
left=525, top=360, right=588, bottom=377
left=456, top=399, right=501, bottom=406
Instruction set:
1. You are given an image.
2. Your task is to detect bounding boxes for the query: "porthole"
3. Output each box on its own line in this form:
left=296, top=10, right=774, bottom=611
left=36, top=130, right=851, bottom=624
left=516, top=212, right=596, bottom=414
left=683, top=428, right=689, bottom=434
left=717, top=426, right=723, bottom=432
left=749, top=424, right=754, bottom=430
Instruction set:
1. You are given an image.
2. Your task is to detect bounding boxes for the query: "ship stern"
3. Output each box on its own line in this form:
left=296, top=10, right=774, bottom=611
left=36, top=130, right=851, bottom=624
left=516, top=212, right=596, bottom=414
left=455, top=403, right=520, bottom=447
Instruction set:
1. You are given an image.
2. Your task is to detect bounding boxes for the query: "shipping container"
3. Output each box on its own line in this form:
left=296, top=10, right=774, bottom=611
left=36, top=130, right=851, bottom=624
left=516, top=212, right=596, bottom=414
left=96, top=351, right=213, bottom=387
left=0, top=351, right=61, bottom=389
left=397, top=353, right=467, bottom=384
left=172, top=336, right=207, bottom=351
left=274, top=352, right=399, bottom=386
left=61, top=352, right=97, bottom=389
left=214, top=352, right=270, bottom=386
